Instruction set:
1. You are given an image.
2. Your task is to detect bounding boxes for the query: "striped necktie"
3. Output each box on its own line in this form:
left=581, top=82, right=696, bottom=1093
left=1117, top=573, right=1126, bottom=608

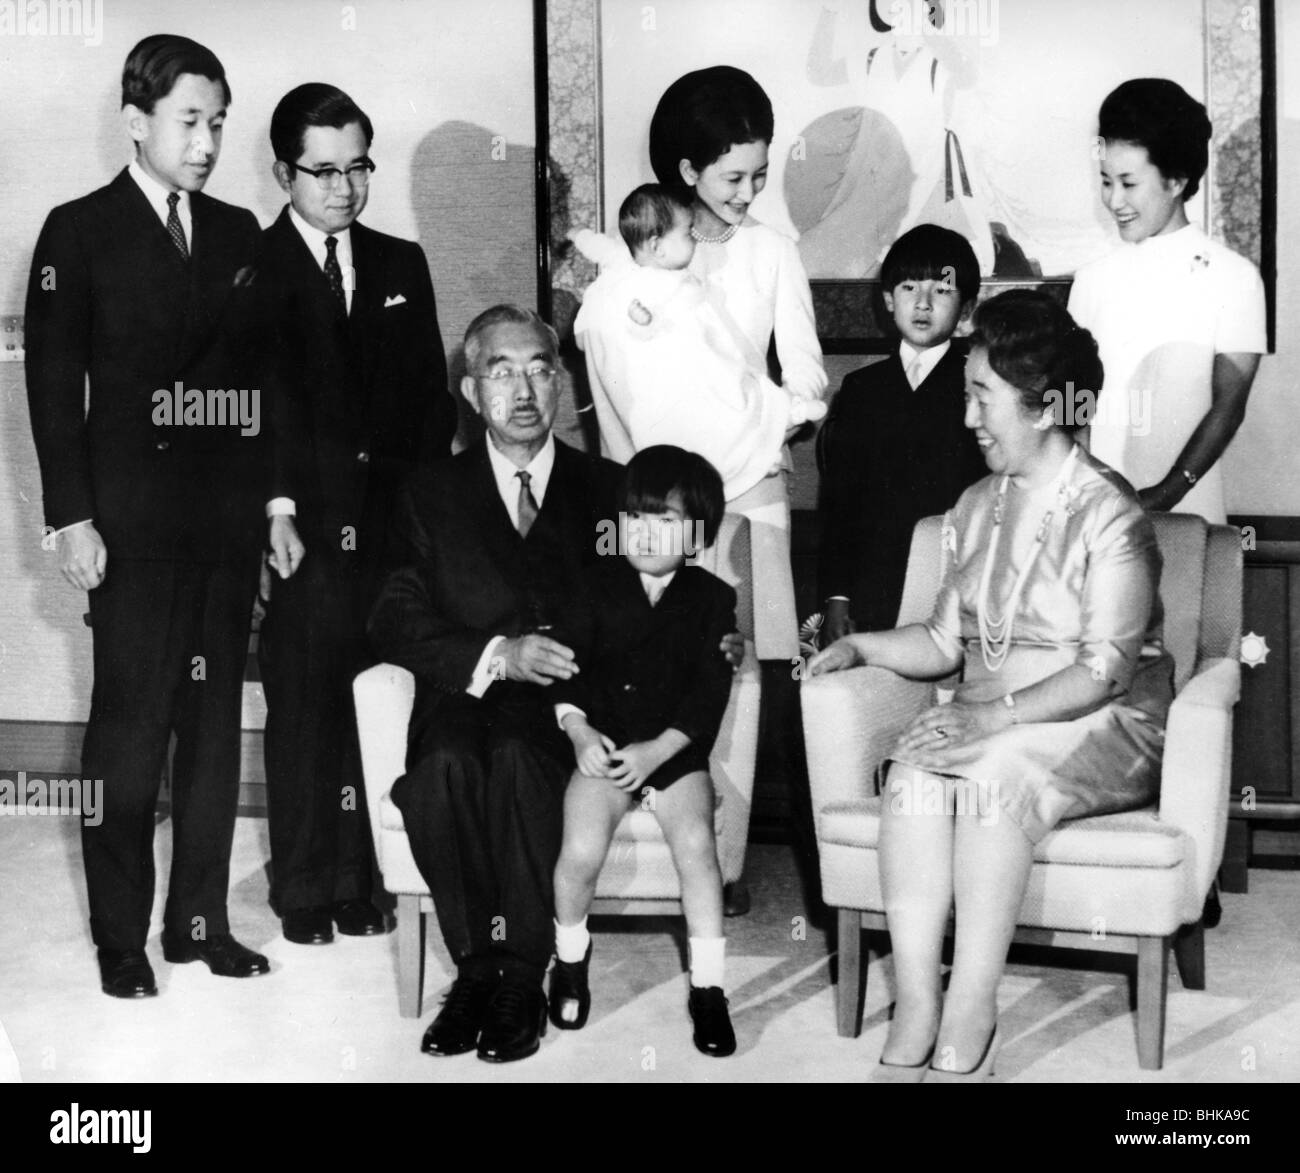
left=165, top=192, right=188, bottom=261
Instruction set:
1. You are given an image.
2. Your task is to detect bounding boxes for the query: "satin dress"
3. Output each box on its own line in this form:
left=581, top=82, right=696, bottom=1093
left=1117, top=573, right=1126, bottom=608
left=893, top=448, right=1175, bottom=842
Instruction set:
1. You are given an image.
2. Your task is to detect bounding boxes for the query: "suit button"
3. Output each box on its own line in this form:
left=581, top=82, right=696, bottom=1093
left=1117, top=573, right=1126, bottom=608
left=154, top=439, right=171, bottom=452
left=356, top=450, right=370, bottom=463
left=621, top=683, right=636, bottom=693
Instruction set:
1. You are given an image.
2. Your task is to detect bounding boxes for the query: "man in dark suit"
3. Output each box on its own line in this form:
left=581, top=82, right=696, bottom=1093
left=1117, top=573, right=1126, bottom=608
left=24, top=34, right=270, bottom=998
left=255, top=84, right=455, bottom=946
left=368, top=305, right=625, bottom=1063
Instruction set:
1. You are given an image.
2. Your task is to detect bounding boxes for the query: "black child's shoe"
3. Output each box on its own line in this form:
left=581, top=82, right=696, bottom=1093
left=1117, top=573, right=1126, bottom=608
left=547, top=943, right=592, bottom=1030
left=687, top=985, right=737, bottom=1057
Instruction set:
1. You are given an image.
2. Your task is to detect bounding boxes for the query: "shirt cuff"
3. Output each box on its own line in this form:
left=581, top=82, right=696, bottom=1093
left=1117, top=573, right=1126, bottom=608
left=266, top=498, right=297, bottom=518
left=467, top=635, right=507, bottom=698
left=825, top=595, right=850, bottom=603
left=54, top=519, right=94, bottom=537
left=554, top=703, right=587, bottom=730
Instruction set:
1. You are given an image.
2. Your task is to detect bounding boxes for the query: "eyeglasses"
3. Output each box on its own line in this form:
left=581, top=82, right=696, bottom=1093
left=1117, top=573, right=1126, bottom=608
left=477, top=364, right=557, bottom=389
left=286, top=159, right=376, bottom=190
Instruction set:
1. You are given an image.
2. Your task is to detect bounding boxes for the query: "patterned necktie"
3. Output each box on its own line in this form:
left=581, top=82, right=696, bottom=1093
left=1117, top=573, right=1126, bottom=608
left=515, top=470, right=539, bottom=538
left=324, top=235, right=346, bottom=311
left=165, top=192, right=188, bottom=261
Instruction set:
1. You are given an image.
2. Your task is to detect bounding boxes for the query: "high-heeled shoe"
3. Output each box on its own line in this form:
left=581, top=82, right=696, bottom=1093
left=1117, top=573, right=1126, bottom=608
left=870, top=1042, right=936, bottom=1084
left=927, top=1024, right=1002, bottom=1083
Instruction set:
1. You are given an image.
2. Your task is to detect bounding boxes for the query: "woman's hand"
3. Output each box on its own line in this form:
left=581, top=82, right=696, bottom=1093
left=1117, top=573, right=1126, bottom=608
left=806, top=636, right=863, bottom=676
left=893, top=700, right=1011, bottom=769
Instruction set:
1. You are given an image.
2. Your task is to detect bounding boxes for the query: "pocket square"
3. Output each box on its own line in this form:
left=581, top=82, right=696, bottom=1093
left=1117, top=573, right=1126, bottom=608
left=384, top=294, right=408, bottom=308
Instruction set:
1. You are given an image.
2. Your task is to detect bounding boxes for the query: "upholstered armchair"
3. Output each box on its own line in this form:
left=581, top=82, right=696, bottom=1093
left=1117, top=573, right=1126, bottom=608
left=802, top=512, right=1241, bottom=1069
left=354, top=513, right=761, bottom=1017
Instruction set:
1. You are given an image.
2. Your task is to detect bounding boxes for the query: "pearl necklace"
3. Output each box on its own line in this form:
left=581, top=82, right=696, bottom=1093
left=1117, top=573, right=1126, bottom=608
left=690, top=223, right=739, bottom=244
left=976, top=444, right=1081, bottom=673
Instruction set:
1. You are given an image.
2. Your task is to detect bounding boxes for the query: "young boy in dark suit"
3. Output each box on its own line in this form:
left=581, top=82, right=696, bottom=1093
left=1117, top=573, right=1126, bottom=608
left=548, top=446, right=739, bottom=1057
left=817, top=225, right=987, bottom=641
left=25, top=34, right=269, bottom=997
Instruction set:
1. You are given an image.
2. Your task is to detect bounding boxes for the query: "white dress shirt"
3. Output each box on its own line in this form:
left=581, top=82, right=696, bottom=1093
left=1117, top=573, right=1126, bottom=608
left=468, top=434, right=559, bottom=697
left=899, top=338, right=951, bottom=391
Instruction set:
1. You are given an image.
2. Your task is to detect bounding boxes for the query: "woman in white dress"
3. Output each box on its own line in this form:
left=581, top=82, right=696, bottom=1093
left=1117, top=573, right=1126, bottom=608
left=1068, top=78, right=1267, bottom=525
left=647, top=66, right=828, bottom=661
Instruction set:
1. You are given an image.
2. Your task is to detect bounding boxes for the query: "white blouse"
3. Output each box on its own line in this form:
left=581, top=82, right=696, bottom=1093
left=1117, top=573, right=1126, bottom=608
left=1068, top=224, right=1266, bottom=524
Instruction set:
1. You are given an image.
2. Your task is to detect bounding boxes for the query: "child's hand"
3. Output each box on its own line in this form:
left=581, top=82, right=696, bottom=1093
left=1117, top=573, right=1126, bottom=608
left=566, top=719, right=615, bottom=777
left=606, top=740, right=668, bottom=793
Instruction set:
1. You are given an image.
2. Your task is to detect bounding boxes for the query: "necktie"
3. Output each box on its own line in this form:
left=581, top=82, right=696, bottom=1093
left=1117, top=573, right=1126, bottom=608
left=165, top=192, right=188, bottom=261
left=905, top=354, right=925, bottom=391
left=515, top=470, right=539, bottom=538
left=324, top=235, right=346, bottom=311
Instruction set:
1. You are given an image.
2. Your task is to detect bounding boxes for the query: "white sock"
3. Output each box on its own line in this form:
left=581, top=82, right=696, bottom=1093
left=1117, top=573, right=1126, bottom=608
left=554, top=917, right=590, bottom=964
left=688, top=936, right=726, bottom=989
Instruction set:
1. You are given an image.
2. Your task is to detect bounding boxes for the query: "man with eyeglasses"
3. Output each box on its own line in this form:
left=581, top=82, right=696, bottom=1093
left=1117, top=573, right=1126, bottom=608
left=254, top=83, right=456, bottom=948
left=366, top=305, right=628, bottom=1061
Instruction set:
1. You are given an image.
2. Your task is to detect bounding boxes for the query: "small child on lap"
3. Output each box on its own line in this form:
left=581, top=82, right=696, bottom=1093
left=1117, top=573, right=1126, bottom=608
left=549, top=445, right=739, bottom=1057
left=818, top=224, right=988, bottom=641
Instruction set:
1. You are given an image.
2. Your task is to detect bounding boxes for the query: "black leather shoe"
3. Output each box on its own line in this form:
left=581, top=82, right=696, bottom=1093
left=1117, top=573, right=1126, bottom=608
left=477, top=976, right=548, bottom=1063
left=422, top=972, right=500, bottom=1056
left=97, top=948, right=157, bottom=999
left=547, top=944, right=592, bottom=1030
left=333, top=899, right=390, bottom=937
left=283, top=907, right=334, bottom=945
left=688, top=986, right=737, bottom=1057
left=161, top=932, right=270, bottom=977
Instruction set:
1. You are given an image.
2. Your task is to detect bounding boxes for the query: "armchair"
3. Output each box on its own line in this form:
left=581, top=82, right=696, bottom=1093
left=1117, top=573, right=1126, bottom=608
left=354, top=513, right=761, bottom=1016
left=802, top=512, right=1242, bottom=1069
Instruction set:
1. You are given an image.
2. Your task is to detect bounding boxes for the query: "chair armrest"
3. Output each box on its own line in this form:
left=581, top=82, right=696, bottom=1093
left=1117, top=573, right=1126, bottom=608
left=800, top=666, right=932, bottom=827
left=1158, top=656, right=1240, bottom=904
left=353, top=663, right=416, bottom=862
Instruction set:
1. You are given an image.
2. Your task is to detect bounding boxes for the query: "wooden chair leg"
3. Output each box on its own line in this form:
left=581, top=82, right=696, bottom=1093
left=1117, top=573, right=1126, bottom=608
left=397, top=894, right=426, bottom=1019
left=1173, top=920, right=1206, bottom=990
left=836, top=908, right=863, bottom=1038
left=1136, top=936, right=1170, bottom=1070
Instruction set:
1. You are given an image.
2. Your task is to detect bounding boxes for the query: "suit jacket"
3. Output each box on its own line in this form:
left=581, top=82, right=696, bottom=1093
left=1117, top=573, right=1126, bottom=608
left=551, top=561, right=736, bottom=753
left=367, top=439, right=624, bottom=705
left=25, top=168, right=263, bottom=561
left=817, top=342, right=987, bottom=631
left=254, top=208, right=454, bottom=564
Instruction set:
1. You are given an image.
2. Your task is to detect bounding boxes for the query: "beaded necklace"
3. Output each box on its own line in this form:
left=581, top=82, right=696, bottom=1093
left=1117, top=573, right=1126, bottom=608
left=690, top=223, right=739, bottom=245
left=977, top=444, right=1081, bottom=672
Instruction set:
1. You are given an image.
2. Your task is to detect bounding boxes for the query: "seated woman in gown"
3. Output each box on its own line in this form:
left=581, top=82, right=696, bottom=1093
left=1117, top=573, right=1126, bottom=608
left=809, top=289, right=1175, bottom=1081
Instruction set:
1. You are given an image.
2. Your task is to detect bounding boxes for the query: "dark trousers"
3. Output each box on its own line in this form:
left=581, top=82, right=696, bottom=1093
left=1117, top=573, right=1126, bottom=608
left=389, top=687, right=570, bottom=978
left=81, top=555, right=258, bottom=952
left=258, top=550, right=373, bottom=913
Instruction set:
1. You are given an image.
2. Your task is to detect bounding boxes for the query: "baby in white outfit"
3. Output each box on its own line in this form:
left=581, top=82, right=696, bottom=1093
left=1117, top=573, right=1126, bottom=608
left=573, top=185, right=824, bottom=502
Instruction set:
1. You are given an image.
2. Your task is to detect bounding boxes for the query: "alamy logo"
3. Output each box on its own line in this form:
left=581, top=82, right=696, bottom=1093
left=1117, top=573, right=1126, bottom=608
left=0, top=0, right=102, bottom=45
left=152, top=382, right=261, bottom=437
left=49, top=1104, right=151, bottom=1153
left=0, top=772, right=102, bottom=826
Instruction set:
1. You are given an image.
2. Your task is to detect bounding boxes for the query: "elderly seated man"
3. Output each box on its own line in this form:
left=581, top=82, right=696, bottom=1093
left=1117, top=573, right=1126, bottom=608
left=368, top=304, right=740, bottom=1063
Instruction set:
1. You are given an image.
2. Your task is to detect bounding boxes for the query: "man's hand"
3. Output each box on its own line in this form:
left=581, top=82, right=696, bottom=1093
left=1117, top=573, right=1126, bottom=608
left=268, top=514, right=306, bottom=579
left=718, top=631, right=744, bottom=670
left=498, top=633, right=578, bottom=686
left=821, top=598, right=855, bottom=646
left=57, top=522, right=107, bottom=591
left=563, top=716, right=615, bottom=777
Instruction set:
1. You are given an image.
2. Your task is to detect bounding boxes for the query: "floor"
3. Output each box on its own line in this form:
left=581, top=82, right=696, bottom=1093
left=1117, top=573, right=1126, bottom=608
left=1, top=812, right=1297, bottom=1084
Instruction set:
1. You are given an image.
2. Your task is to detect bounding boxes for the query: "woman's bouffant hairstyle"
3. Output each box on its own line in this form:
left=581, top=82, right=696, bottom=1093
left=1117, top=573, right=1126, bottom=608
left=1098, top=78, right=1211, bottom=201
left=622, top=445, right=725, bottom=548
left=649, top=66, right=774, bottom=193
left=969, top=290, right=1103, bottom=431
